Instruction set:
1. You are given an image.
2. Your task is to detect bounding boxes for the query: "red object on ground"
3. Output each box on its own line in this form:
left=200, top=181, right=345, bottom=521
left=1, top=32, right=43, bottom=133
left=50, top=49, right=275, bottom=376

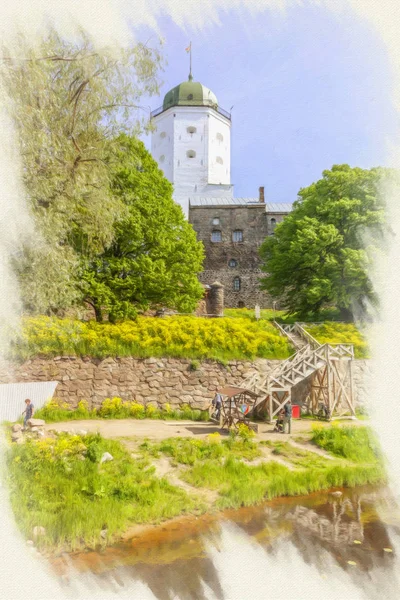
left=292, top=405, right=300, bottom=419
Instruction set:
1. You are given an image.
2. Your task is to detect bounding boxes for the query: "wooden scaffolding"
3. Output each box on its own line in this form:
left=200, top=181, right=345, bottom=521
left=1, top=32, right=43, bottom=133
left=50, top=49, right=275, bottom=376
left=243, top=322, right=356, bottom=422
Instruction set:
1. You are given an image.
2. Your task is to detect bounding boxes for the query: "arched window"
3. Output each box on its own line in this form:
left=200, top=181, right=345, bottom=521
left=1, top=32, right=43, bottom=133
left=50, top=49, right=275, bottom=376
left=212, top=217, right=220, bottom=225
left=160, top=131, right=166, bottom=138
left=216, top=132, right=224, bottom=142
left=187, top=150, right=196, bottom=158
left=187, top=126, right=197, bottom=134
left=211, top=230, right=222, bottom=243
left=233, top=277, right=241, bottom=291
left=232, top=230, right=243, bottom=242
left=270, top=218, right=276, bottom=234
left=216, top=156, right=223, bottom=165
left=187, top=93, right=194, bottom=100
left=159, top=155, right=165, bottom=163
left=229, top=259, right=238, bottom=268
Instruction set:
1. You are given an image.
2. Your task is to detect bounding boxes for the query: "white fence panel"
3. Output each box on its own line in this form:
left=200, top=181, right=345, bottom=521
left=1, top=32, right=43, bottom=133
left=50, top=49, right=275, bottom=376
left=0, top=381, right=58, bottom=422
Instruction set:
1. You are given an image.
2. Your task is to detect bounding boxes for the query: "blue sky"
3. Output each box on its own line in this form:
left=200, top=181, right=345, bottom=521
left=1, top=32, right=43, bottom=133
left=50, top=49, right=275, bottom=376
left=139, top=4, right=398, bottom=204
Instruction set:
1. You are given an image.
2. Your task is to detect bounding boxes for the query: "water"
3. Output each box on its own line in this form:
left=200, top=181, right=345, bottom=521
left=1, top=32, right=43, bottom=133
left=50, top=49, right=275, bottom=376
left=50, top=485, right=400, bottom=599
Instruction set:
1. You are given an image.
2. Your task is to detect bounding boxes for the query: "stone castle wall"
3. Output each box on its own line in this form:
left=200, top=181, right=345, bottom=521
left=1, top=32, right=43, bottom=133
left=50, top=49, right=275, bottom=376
left=0, top=357, right=370, bottom=411
left=189, top=204, right=271, bottom=308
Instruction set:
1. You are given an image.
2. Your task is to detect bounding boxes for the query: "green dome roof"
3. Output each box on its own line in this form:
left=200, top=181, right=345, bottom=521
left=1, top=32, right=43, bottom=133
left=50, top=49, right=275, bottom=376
left=163, top=77, right=218, bottom=111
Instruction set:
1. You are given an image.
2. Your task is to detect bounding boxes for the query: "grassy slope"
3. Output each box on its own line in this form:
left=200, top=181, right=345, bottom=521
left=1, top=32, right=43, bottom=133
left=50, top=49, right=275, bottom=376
left=6, top=433, right=203, bottom=553
left=14, top=313, right=369, bottom=363
left=13, top=315, right=293, bottom=362
left=6, top=425, right=384, bottom=552
left=305, top=322, right=369, bottom=358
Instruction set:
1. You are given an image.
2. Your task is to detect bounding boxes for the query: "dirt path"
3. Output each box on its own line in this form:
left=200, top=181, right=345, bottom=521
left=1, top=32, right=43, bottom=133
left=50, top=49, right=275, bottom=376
left=45, top=416, right=364, bottom=443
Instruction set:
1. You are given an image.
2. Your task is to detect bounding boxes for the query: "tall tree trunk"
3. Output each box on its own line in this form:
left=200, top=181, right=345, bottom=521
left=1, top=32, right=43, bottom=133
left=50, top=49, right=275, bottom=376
left=339, top=306, right=354, bottom=322
left=93, top=304, right=103, bottom=322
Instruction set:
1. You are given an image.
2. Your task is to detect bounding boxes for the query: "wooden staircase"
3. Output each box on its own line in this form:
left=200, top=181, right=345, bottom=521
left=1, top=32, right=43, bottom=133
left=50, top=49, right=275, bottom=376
left=243, top=322, right=356, bottom=422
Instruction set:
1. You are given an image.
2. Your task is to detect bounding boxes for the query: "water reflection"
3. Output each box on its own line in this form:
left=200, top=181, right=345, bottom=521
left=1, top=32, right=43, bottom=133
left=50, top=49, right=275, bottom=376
left=54, top=486, right=400, bottom=600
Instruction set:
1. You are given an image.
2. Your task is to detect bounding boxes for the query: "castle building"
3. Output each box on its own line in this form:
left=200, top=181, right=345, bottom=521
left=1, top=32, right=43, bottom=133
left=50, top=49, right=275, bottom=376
left=150, top=64, right=292, bottom=308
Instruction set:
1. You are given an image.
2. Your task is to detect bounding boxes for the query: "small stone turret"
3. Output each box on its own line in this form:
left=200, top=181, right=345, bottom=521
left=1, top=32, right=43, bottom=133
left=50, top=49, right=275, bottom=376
left=208, top=281, right=224, bottom=316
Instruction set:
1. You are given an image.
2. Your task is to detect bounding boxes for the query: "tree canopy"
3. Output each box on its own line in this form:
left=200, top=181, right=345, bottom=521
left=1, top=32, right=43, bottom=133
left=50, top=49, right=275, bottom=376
left=80, top=135, right=205, bottom=322
left=1, top=30, right=163, bottom=313
left=260, top=164, right=397, bottom=321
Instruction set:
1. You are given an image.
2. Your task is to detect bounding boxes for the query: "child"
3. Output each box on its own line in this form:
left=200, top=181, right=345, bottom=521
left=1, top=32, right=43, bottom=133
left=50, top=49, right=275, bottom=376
left=274, top=410, right=284, bottom=433
left=22, top=398, right=34, bottom=430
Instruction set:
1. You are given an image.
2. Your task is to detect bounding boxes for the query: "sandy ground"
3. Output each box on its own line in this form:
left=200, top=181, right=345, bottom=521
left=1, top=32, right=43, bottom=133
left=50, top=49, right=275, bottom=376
left=44, top=416, right=365, bottom=443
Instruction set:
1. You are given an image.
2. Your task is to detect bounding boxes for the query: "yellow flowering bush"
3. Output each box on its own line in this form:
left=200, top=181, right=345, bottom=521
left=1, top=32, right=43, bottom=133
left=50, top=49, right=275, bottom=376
left=305, top=322, right=369, bottom=358
left=13, top=314, right=293, bottom=361
left=206, top=432, right=222, bottom=444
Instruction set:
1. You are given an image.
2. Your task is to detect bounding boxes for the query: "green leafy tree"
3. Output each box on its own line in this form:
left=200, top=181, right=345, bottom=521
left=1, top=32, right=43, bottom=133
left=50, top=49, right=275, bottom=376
left=260, top=164, right=397, bottom=321
left=1, top=30, right=163, bottom=313
left=80, top=135, right=205, bottom=322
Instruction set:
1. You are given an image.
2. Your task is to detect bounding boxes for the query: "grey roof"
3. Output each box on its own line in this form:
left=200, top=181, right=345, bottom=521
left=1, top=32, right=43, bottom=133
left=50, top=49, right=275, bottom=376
left=189, top=197, right=259, bottom=206
left=189, top=197, right=293, bottom=212
left=265, top=202, right=293, bottom=213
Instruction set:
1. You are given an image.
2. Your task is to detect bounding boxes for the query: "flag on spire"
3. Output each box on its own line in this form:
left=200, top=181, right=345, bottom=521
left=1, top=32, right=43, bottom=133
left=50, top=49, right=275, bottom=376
left=186, top=42, right=193, bottom=80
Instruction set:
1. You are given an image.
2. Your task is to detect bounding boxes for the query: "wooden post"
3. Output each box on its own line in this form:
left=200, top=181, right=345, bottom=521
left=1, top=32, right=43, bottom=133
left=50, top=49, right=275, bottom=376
left=268, top=394, right=273, bottom=423
left=349, top=359, right=356, bottom=417
left=326, top=346, right=332, bottom=417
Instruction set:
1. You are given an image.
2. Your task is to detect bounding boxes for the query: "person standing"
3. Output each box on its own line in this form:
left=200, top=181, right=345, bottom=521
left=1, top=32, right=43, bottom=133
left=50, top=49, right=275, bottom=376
left=212, top=393, right=222, bottom=420
left=22, top=398, right=34, bottom=430
left=283, top=400, right=292, bottom=434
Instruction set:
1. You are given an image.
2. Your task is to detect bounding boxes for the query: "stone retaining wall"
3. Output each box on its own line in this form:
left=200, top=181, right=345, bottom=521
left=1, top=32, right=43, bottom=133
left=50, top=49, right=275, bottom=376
left=0, top=357, right=371, bottom=411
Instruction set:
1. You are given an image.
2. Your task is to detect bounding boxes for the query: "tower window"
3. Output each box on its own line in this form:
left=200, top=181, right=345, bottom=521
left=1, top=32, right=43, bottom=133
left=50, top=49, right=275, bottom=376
left=270, top=218, right=276, bottom=234
left=216, top=132, right=224, bottom=142
left=212, top=217, right=220, bottom=225
left=233, top=277, right=241, bottom=291
left=232, top=230, right=243, bottom=243
left=187, top=126, right=197, bottom=134
left=216, top=156, right=223, bottom=165
left=187, top=93, right=193, bottom=100
left=211, top=230, right=222, bottom=243
left=160, top=132, right=166, bottom=138
left=229, top=259, right=238, bottom=268
left=159, top=155, right=165, bottom=163
left=187, top=150, right=196, bottom=158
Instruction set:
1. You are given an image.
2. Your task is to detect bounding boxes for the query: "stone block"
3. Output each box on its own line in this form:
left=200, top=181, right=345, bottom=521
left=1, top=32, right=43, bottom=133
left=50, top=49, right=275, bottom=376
left=28, top=419, right=45, bottom=427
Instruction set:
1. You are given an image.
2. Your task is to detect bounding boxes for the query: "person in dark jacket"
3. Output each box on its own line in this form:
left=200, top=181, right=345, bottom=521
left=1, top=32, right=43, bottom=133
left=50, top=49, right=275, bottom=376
left=283, top=400, right=292, bottom=434
left=22, top=398, right=34, bottom=430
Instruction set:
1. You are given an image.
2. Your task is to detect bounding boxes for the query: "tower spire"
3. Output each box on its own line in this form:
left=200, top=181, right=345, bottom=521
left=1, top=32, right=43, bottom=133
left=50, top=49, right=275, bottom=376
left=185, top=42, right=193, bottom=81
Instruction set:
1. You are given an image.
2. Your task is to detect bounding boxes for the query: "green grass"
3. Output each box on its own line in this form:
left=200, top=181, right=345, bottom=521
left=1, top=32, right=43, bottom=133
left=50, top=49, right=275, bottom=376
left=311, top=425, right=382, bottom=463
left=6, top=432, right=201, bottom=552
left=6, top=425, right=385, bottom=552
left=140, top=435, right=261, bottom=466
left=261, top=440, right=331, bottom=469
left=224, top=307, right=343, bottom=324
left=34, top=398, right=210, bottom=424
left=182, top=457, right=383, bottom=510
left=305, top=322, right=369, bottom=358
left=139, top=426, right=386, bottom=511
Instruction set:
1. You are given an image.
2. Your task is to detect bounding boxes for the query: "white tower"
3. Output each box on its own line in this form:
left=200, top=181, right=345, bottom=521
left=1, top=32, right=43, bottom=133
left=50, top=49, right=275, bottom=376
left=151, top=69, right=233, bottom=215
